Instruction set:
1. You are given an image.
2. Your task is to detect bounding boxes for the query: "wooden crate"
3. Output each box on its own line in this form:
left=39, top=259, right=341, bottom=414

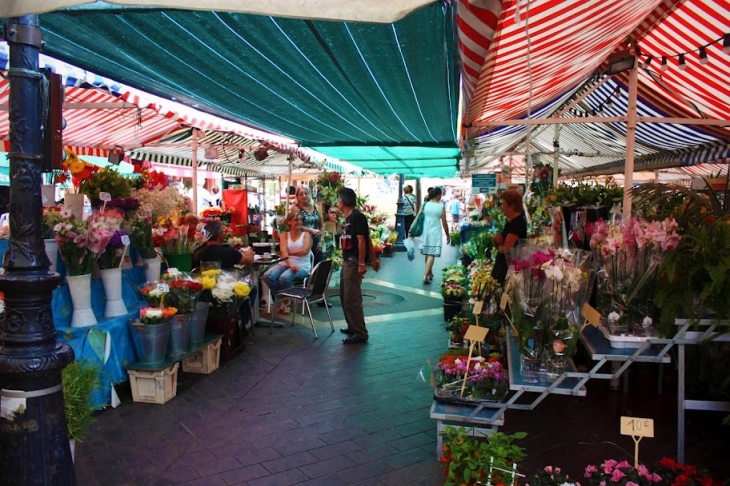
left=128, top=363, right=179, bottom=404
left=182, top=337, right=222, bottom=374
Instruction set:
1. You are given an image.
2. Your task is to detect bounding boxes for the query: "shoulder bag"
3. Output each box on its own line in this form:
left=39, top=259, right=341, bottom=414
left=409, top=205, right=426, bottom=237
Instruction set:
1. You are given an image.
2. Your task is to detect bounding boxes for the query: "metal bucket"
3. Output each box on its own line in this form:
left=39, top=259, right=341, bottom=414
left=189, top=302, right=210, bottom=344
left=129, top=321, right=171, bottom=365
left=167, top=314, right=192, bottom=357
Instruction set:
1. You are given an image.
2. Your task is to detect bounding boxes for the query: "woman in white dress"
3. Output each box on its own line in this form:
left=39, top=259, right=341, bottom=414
left=418, top=187, right=450, bottom=284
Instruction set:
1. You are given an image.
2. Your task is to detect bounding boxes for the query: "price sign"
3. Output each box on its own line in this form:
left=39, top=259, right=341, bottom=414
left=500, top=293, right=510, bottom=310
left=581, top=303, right=601, bottom=327
left=472, top=300, right=484, bottom=315
left=99, top=192, right=112, bottom=202
left=156, top=283, right=169, bottom=293
left=121, top=235, right=130, bottom=246
left=463, top=325, right=488, bottom=343
left=620, top=416, right=654, bottom=438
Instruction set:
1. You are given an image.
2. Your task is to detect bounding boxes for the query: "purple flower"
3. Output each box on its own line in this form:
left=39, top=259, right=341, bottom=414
left=108, top=230, right=128, bottom=250
left=107, top=197, right=140, bottom=211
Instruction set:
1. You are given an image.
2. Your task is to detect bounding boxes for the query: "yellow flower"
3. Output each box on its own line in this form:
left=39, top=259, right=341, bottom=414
left=201, top=269, right=221, bottom=277
left=234, top=282, right=251, bottom=298
left=198, top=276, right=216, bottom=290
left=68, top=161, right=85, bottom=174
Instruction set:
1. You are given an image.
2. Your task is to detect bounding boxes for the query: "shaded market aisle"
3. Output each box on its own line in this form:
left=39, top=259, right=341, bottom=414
left=73, top=241, right=730, bottom=485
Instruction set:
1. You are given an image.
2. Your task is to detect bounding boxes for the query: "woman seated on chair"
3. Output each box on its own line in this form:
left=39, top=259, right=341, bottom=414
left=262, top=211, right=313, bottom=315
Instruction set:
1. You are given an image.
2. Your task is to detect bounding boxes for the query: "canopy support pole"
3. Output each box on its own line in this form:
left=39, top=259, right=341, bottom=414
left=622, top=57, right=639, bottom=220
left=553, top=125, right=560, bottom=187
left=394, top=174, right=406, bottom=251
left=192, top=128, right=199, bottom=214
left=287, top=155, right=293, bottom=213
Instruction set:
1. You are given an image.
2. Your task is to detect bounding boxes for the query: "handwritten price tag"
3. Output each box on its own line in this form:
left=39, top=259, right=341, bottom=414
left=156, top=283, right=169, bottom=293
left=620, top=416, right=654, bottom=438
left=121, top=235, right=130, bottom=246
left=472, top=300, right=484, bottom=315
left=500, top=293, right=510, bottom=310
left=581, top=303, right=601, bottom=326
left=463, top=325, right=488, bottom=343
left=99, top=192, right=111, bottom=202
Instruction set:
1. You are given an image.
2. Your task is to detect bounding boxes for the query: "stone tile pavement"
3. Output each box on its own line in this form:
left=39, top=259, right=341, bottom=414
left=73, top=243, right=730, bottom=485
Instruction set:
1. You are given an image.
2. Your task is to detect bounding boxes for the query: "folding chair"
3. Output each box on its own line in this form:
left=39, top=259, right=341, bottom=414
left=270, top=259, right=334, bottom=338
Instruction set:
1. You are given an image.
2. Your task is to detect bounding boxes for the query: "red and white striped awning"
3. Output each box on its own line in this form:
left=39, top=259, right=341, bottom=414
left=459, top=0, right=730, bottom=173
left=0, top=44, right=311, bottom=166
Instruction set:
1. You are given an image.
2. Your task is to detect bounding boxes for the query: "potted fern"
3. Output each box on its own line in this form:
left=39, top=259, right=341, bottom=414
left=63, top=360, right=101, bottom=461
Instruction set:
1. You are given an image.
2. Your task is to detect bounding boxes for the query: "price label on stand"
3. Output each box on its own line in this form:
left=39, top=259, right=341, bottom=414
left=472, top=300, right=484, bottom=315
left=99, top=192, right=111, bottom=202
left=581, top=303, right=601, bottom=327
left=157, top=283, right=169, bottom=293
left=121, top=235, right=130, bottom=246
left=464, top=325, right=488, bottom=343
left=620, top=416, right=654, bottom=469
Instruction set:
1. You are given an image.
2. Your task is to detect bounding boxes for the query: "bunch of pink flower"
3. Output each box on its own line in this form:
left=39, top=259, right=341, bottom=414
left=590, top=218, right=681, bottom=256
left=54, top=211, right=121, bottom=276
left=584, top=459, right=661, bottom=486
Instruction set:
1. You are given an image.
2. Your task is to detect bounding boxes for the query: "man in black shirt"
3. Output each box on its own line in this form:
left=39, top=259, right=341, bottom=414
left=193, top=221, right=257, bottom=325
left=193, top=221, right=254, bottom=269
left=338, top=188, right=380, bottom=344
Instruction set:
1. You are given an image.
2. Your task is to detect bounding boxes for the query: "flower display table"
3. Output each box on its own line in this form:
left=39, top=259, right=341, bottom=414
left=430, top=401, right=504, bottom=457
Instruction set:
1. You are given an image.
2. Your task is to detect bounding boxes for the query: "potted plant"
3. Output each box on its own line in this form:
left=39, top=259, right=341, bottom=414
left=62, top=359, right=102, bottom=461
left=440, top=426, right=527, bottom=486
left=445, top=314, right=473, bottom=345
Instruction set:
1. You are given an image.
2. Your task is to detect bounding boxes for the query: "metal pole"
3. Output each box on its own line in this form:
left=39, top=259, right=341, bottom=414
left=622, top=57, right=639, bottom=220
left=0, top=15, right=76, bottom=484
left=286, top=155, right=292, bottom=213
left=394, top=174, right=406, bottom=251
left=192, top=128, right=199, bottom=214
left=677, top=343, right=686, bottom=463
left=552, top=125, right=560, bottom=187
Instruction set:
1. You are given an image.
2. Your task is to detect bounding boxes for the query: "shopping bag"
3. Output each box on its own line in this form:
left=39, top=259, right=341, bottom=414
left=409, top=210, right=425, bottom=237
left=403, top=237, right=415, bottom=261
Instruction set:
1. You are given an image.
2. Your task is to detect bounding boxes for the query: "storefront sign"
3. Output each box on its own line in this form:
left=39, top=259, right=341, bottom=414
left=472, top=174, right=497, bottom=194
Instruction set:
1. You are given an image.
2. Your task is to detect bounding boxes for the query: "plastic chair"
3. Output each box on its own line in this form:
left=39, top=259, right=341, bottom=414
left=269, top=259, right=334, bottom=338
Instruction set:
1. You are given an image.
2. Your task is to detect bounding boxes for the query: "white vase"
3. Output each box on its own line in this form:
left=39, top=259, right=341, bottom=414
left=41, top=184, right=56, bottom=208
left=65, top=192, right=85, bottom=221
left=44, top=238, right=58, bottom=273
left=142, top=257, right=162, bottom=283
left=66, top=273, right=97, bottom=328
left=100, top=267, right=127, bottom=318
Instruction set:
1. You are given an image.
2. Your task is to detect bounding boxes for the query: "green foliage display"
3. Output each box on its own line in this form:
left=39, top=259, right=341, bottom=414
left=63, top=360, right=101, bottom=442
left=548, top=179, right=623, bottom=208
left=80, top=167, right=132, bottom=205
left=440, top=426, right=527, bottom=486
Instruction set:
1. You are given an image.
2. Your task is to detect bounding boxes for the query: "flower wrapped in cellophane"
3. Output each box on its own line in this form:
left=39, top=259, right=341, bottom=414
left=197, top=269, right=252, bottom=318
left=139, top=306, right=178, bottom=325
left=467, top=259, right=501, bottom=314
left=160, top=272, right=204, bottom=315
left=507, top=244, right=594, bottom=380
left=432, top=352, right=508, bottom=404
left=441, top=265, right=468, bottom=301
left=590, top=217, right=680, bottom=336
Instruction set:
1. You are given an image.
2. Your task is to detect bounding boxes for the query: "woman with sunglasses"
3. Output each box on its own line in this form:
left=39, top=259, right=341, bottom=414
left=262, top=211, right=313, bottom=315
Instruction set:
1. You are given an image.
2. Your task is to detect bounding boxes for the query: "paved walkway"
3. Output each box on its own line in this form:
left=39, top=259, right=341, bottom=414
left=74, top=242, right=730, bottom=485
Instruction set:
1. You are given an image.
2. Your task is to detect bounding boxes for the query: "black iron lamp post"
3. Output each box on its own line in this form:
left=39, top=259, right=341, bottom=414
left=0, top=15, right=76, bottom=485
left=393, top=173, right=406, bottom=251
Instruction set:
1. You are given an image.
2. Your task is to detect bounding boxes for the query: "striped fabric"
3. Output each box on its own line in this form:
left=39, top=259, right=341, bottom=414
left=462, top=0, right=730, bottom=175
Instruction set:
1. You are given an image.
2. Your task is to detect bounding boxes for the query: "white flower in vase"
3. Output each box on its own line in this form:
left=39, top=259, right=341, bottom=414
left=607, top=311, right=621, bottom=323
left=642, top=316, right=653, bottom=328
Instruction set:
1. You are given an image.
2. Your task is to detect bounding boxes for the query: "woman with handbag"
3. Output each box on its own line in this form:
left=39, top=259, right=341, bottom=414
left=414, top=187, right=449, bottom=284
left=401, top=185, right=418, bottom=236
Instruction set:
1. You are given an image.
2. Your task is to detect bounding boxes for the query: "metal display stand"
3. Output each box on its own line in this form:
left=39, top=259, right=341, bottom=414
left=431, top=320, right=729, bottom=462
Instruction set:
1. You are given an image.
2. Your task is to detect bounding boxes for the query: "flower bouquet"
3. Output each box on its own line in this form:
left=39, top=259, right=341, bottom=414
left=79, top=167, right=132, bottom=208
left=527, top=465, right=580, bottom=486
left=139, top=282, right=166, bottom=306
left=160, top=274, right=203, bottom=315
left=433, top=352, right=508, bottom=404
left=42, top=207, right=66, bottom=240
left=316, top=170, right=345, bottom=205
left=106, top=197, right=140, bottom=219
left=590, top=217, right=680, bottom=337
left=467, top=259, right=500, bottom=310
left=651, top=457, right=722, bottom=486
left=446, top=314, right=474, bottom=345
left=97, top=230, right=129, bottom=270
left=139, top=306, right=178, bottom=325
left=54, top=211, right=120, bottom=276
left=125, top=216, right=157, bottom=260
left=441, top=265, right=468, bottom=302
left=131, top=184, right=187, bottom=223
left=197, top=269, right=252, bottom=318
left=507, top=244, right=594, bottom=380
left=63, top=148, right=99, bottom=192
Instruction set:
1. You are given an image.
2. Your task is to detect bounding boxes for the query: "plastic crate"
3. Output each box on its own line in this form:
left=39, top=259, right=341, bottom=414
left=182, top=337, right=222, bottom=374
left=128, top=362, right=179, bottom=404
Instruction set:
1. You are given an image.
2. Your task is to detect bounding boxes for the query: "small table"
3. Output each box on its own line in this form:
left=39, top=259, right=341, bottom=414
left=250, top=255, right=288, bottom=326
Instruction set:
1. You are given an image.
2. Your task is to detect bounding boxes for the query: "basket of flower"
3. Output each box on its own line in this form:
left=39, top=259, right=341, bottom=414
left=128, top=305, right=178, bottom=365
left=432, top=351, right=508, bottom=405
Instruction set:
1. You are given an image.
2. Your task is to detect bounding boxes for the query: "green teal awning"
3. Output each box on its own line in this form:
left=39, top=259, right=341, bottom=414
left=313, top=145, right=460, bottom=177
left=0, top=166, right=7, bottom=186
left=33, top=2, right=459, bottom=166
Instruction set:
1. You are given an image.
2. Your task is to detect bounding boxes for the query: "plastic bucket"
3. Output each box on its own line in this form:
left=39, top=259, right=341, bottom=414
left=167, top=314, right=192, bottom=357
left=129, top=321, right=171, bottom=365
left=189, top=302, right=210, bottom=344
left=164, top=253, right=193, bottom=273
left=443, top=300, right=462, bottom=323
